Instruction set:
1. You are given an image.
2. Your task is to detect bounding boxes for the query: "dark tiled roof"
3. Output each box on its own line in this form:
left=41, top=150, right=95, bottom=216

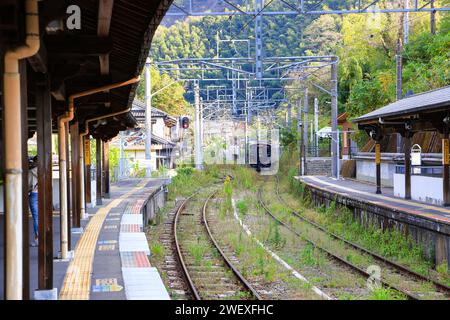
left=353, top=86, right=450, bottom=123
left=132, top=100, right=167, bottom=117
left=132, top=100, right=178, bottom=126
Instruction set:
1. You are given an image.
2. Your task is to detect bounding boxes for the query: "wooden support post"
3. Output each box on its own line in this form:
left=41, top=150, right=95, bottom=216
left=443, top=135, right=449, bottom=206
left=375, top=142, right=382, bottom=194
left=70, top=122, right=80, bottom=228
left=404, top=134, right=412, bottom=200
left=1, top=47, right=5, bottom=297
left=85, top=137, right=91, bottom=204
left=65, top=122, right=71, bottom=249
left=36, top=75, right=53, bottom=290
left=96, top=138, right=102, bottom=205
left=20, top=60, right=30, bottom=299
left=103, top=140, right=110, bottom=199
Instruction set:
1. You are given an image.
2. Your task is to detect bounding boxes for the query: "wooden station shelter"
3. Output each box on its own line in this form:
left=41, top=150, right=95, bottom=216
left=0, top=0, right=173, bottom=300
left=354, top=86, right=450, bottom=205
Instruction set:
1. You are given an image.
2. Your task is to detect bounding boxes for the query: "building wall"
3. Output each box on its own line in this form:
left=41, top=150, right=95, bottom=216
left=394, top=174, right=444, bottom=206
left=356, top=159, right=395, bottom=187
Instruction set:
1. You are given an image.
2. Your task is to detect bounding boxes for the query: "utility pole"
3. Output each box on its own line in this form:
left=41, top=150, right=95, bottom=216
left=314, top=98, right=319, bottom=157
left=297, top=99, right=303, bottom=175
left=397, top=0, right=405, bottom=154
left=287, top=102, right=292, bottom=130
left=303, top=88, right=309, bottom=170
left=331, top=57, right=339, bottom=179
left=396, top=40, right=404, bottom=154
left=431, top=0, right=436, bottom=35
left=404, top=0, right=409, bottom=45
left=396, top=40, right=403, bottom=101
left=144, top=60, right=152, bottom=177
left=194, top=81, right=203, bottom=170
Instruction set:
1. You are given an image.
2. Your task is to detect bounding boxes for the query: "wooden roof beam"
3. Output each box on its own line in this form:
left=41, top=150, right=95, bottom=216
left=45, top=35, right=113, bottom=56
left=98, top=0, right=114, bottom=76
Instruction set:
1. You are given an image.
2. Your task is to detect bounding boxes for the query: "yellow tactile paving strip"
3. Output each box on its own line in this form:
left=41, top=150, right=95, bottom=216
left=59, top=180, right=149, bottom=300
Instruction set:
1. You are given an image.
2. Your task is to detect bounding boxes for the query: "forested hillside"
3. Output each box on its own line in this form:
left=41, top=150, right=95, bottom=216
left=147, top=1, right=449, bottom=125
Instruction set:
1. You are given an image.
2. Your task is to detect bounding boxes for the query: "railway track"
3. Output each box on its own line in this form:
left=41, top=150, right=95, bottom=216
left=174, top=188, right=261, bottom=300
left=257, top=185, right=420, bottom=300
left=273, top=175, right=450, bottom=295
left=157, top=199, right=194, bottom=300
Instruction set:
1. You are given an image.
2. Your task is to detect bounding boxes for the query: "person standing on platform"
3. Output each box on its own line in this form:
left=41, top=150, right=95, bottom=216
left=28, top=155, right=39, bottom=247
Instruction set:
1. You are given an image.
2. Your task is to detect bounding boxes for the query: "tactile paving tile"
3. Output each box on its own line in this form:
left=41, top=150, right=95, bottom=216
left=121, top=224, right=141, bottom=233
left=119, top=233, right=150, bottom=254
left=122, top=267, right=170, bottom=300
left=121, top=251, right=151, bottom=268
left=121, top=214, right=143, bottom=226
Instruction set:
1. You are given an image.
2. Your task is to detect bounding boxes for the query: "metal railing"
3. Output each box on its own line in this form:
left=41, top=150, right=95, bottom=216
left=395, top=165, right=443, bottom=177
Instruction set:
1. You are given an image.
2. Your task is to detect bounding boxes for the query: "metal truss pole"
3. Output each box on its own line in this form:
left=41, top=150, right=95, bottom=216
left=287, top=102, right=292, bottom=130
left=331, top=57, right=339, bottom=179
left=314, top=97, right=319, bottom=157
left=297, top=99, right=303, bottom=176
left=166, top=1, right=450, bottom=16
left=119, top=131, right=125, bottom=179
left=404, top=0, right=410, bottom=45
left=255, top=0, right=264, bottom=79
left=194, top=81, right=203, bottom=170
left=245, top=89, right=249, bottom=165
left=145, top=61, right=152, bottom=177
left=303, top=88, right=308, bottom=174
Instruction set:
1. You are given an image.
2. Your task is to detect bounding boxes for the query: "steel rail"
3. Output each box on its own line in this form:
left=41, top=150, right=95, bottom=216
left=173, top=191, right=203, bottom=300
left=274, top=175, right=450, bottom=294
left=174, top=187, right=261, bottom=300
left=202, top=192, right=263, bottom=300
left=257, top=185, right=420, bottom=300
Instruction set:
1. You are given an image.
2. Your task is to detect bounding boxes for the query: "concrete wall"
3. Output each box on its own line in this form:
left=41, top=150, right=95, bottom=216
left=306, top=158, right=332, bottom=176
left=356, top=159, right=395, bottom=187
left=394, top=174, right=444, bottom=206
left=142, top=184, right=168, bottom=226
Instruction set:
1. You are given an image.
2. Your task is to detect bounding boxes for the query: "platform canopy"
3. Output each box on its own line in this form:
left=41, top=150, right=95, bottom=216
left=0, top=0, right=173, bottom=141
left=354, top=86, right=450, bottom=138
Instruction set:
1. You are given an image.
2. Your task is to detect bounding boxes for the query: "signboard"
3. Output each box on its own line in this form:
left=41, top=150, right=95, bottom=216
left=85, top=139, right=91, bottom=165
left=375, top=144, right=381, bottom=165
left=139, top=159, right=152, bottom=169
left=443, top=139, right=449, bottom=165
left=92, top=278, right=123, bottom=293
left=411, top=144, right=422, bottom=166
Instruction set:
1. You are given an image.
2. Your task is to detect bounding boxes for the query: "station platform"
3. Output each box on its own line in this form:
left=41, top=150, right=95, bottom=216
left=0, top=178, right=171, bottom=300
left=297, top=176, right=450, bottom=234
left=60, top=178, right=170, bottom=300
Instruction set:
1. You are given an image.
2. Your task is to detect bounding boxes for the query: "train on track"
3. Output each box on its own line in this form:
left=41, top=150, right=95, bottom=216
left=248, top=140, right=272, bottom=172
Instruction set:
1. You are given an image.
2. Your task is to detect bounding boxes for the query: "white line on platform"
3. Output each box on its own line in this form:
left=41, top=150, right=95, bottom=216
left=303, top=176, right=450, bottom=216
